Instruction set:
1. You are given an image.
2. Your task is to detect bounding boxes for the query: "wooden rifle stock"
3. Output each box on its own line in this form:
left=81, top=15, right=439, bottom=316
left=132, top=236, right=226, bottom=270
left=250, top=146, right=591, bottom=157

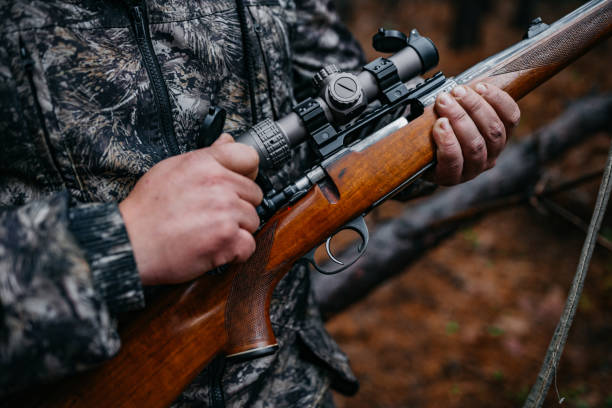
left=11, top=1, right=611, bottom=406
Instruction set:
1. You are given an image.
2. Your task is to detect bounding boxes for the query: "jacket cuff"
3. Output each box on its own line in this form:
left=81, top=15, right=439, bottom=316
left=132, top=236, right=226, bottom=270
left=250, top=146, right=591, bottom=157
left=68, top=203, right=145, bottom=313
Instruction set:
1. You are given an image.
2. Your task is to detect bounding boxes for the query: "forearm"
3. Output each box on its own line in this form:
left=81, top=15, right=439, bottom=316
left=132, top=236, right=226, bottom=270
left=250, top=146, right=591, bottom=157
left=0, top=192, right=143, bottom=396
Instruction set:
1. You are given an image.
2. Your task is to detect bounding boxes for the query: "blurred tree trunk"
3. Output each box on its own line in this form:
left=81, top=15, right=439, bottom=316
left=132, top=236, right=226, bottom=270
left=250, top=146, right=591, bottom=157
left=312, top=95, right=612, bottom=319
left=334, top=0, right=355, bottom=22
left=513, top=0, right=539, bottom=28
left=450, top=0, right=492, bottom=50
left=334, top=0, right=401, bottom=23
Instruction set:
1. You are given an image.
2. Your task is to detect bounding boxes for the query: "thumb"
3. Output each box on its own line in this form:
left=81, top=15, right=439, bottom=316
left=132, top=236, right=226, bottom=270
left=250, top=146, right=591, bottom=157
left=212, top=133, right=234, bottom=146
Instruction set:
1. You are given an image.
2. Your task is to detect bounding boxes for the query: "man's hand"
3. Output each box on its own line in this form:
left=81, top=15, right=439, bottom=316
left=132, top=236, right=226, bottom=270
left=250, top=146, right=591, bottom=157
left=119, top=134, right=263, bottom=285
left=431, top=83, right=521, bottom=185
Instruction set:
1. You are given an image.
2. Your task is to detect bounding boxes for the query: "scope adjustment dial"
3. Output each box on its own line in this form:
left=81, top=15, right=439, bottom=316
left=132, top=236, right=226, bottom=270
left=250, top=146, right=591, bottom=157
left=313, top=64, right=340, bottom=90
left=327, top=73, right=362, bottom=110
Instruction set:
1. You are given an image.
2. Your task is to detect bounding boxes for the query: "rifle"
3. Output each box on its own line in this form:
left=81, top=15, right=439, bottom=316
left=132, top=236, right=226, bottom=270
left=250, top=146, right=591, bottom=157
left=14, top=0, right=611, bottom=406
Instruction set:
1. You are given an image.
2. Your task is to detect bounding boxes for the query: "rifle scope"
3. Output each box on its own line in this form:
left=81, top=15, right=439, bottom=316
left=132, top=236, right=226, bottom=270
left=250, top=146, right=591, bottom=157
left=236, top=29, right=439, bottom=170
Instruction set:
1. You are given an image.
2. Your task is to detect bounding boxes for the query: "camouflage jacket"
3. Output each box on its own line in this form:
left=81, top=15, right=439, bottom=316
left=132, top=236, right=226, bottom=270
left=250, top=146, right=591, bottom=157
left=0, top=0, right=366, bottom=406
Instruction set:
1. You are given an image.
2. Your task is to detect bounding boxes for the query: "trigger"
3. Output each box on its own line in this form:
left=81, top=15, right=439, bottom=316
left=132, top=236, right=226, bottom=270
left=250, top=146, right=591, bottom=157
left=300, top=215, right=369, bottom=275
left=325, top=237, right=345, bottom=265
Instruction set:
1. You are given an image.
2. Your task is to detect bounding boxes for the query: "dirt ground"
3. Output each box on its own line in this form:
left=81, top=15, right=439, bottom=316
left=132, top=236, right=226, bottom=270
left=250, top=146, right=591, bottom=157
left=326, top=1, right=612, bottom=407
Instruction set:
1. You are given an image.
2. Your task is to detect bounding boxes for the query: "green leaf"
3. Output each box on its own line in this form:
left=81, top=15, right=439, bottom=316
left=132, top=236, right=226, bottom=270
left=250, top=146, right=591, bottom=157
left=487, top=326, right=505, bottom=337
left=446, top=321, right=460, bottom=335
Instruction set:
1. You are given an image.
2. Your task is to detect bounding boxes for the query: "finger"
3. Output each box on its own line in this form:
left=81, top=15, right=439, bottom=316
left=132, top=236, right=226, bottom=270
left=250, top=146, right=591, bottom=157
left=431, top=118, right=463, bottom=186
left=232, top=229, right=257, bottom=263
left=454, top=85, right=506, bottom=168
left=474, top=83, right=521, bottom=132
left=193, top=162, right=263, bottom=206
left=211, top=133, right=234, bottom=146
left=235, top=198, right=260, bottom=234
left=209, top=142, right=260, bottom=180
left=225, top=173, right=263, bottom=206
left=244, top=165, right=259, bottom=182
left=435, top=91, right=487, bottom=181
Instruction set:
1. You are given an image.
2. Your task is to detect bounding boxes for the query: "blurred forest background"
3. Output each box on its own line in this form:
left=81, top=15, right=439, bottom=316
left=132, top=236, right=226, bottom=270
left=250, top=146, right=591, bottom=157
left=320, top=1, right=612, bottom=407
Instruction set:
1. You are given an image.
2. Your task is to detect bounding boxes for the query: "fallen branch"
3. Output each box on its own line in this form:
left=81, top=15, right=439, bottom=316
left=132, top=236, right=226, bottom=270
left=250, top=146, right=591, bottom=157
left=312, top=95, right=612, bottom=319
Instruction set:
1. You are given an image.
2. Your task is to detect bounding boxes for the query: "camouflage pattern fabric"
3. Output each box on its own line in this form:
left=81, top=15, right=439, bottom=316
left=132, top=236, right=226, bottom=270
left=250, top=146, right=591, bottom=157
left=0, top=0, right=366, bottom=405
left=0, top=193, right=124, bottom=394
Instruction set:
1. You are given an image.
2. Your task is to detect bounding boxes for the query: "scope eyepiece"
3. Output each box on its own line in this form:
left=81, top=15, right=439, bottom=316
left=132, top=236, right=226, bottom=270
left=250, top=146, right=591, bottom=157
left=238, top=119, right=290, bottom=169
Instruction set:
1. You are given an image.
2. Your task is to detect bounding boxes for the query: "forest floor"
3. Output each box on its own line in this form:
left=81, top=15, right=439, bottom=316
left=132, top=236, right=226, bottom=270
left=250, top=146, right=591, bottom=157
left=327, top=1, right=612, bottom=407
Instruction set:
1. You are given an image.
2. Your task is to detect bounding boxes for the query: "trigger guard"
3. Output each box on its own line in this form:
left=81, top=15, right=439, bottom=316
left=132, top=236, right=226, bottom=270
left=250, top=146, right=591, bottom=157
left=301, top=216, right=369, bottom=275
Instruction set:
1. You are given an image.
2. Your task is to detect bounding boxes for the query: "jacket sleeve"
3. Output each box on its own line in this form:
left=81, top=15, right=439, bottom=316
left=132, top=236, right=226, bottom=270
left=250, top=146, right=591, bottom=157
left=0, top=192, right=144, bottom=396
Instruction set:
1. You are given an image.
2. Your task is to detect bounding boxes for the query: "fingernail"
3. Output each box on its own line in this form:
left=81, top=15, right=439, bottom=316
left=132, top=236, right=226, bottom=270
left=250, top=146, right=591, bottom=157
left=452, top=85, right=466, bottom=98
left=438, top=92, right=451, bottom=105
left=438, top=117, right=450, bottom=131
left=475, top=83, right=487, bottom=94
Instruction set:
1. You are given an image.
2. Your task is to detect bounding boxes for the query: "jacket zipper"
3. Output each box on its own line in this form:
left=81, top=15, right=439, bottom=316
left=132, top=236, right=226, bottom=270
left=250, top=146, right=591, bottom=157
left=251, top=17, right=279, bottom=119
left=236, top=0, right=259, bottom=124
left=129, top=3, right=180, bottom=156
left=19, top=41, right=65, bottom=184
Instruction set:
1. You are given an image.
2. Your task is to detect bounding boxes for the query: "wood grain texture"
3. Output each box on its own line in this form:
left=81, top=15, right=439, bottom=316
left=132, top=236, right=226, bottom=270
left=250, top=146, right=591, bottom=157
left=8, top=2, right=611, bottom=406
left=10, top=273, right=231, bottom=407
left=494, top=1, right=612, bottom=76
left=486, top=0, right=612, bottom=100
left=225, top=222, right=280, bottom=354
